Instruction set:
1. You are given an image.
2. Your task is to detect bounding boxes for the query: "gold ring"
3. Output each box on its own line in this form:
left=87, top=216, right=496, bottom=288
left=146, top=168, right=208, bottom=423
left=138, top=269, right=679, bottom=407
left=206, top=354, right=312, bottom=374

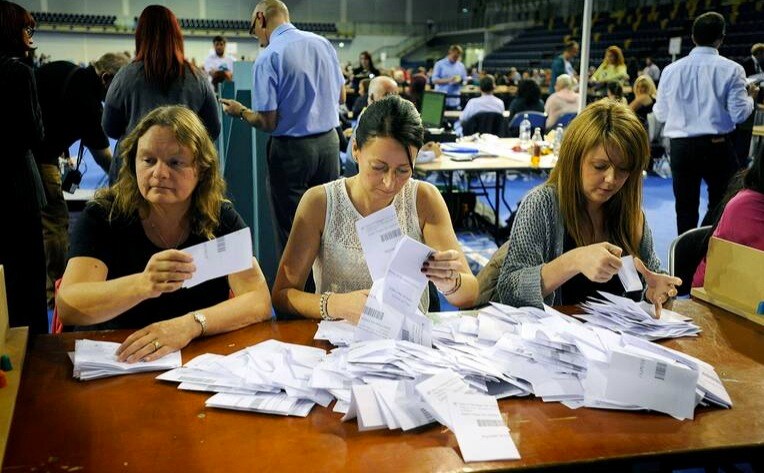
left=153, top=340, right=161, bottom=351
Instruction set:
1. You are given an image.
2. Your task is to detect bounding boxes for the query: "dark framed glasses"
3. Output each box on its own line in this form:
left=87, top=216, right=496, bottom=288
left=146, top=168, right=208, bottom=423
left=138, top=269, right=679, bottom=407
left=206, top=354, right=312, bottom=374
left=24, top=26, right=35, bottom=38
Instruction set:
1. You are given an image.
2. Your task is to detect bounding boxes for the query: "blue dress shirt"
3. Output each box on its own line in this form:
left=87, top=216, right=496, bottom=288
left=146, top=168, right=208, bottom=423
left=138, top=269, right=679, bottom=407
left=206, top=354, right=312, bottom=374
left=253, top=23, right=344, bottom=137
left=432, top=56, right=467, bottom=108
left=653, top=47, right=753, bottom=138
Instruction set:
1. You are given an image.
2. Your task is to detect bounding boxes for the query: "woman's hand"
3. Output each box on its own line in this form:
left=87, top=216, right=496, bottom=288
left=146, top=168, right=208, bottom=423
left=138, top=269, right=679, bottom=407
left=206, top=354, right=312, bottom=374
left=574, top=242, right=622, bottom=282
left=116, top=315, right=198, bottom=363
left=422, top=250, right=464, bottom=294
left=141, top=250, right=195, bottom=299
left=326, top=290, right=370, bottom=325
left=634, top=258, right=681, bottom=318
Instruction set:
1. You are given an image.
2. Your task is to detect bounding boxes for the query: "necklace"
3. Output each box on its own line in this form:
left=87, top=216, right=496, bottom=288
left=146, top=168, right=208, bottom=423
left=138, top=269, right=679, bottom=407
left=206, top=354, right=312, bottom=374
left=147, top=218, right=187, bottom=249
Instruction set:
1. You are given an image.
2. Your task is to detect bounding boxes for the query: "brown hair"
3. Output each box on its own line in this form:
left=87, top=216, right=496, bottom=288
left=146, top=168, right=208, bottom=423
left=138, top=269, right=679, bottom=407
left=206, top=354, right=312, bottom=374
left=604, top=45, right=625, bottom=66
left=547, top=101, right=649, bottom=256
left=95, top=105, right=227, bottom=239
left=134, top=5, right=188, bottom=91
left=0, top=0, right=34, bottom=56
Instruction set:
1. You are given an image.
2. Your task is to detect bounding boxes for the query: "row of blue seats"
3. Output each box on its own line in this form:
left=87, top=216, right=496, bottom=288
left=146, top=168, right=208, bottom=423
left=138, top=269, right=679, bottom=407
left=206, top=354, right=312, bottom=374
left=32, top=11, right=337, bottom=35
left=33, top=12, right=115, bottom=27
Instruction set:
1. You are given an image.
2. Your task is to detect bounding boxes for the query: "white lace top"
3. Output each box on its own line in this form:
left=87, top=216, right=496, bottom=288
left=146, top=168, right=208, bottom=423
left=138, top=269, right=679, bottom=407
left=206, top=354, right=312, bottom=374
left=313, top=178, right=429, bottom=312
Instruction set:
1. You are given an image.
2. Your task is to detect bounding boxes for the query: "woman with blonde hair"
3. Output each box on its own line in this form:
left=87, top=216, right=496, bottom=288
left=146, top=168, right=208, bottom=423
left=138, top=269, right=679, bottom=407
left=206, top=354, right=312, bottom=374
left=58, top=105, right=271, bottom=362
left=591, top=45, right=629, bottom=85
left=495, top=101, right=680, bottom=314
left=629, top=74, right=657, bottom=130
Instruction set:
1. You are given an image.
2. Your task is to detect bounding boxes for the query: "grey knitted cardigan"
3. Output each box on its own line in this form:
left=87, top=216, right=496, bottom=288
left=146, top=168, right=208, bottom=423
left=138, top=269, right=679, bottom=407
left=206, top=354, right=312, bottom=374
left=494, top=184, right=663, bottom=308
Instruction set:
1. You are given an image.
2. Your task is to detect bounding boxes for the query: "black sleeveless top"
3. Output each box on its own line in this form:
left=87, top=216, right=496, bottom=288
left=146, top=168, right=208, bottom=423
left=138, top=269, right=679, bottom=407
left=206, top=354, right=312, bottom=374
left=558, top=231, right=640, bottom=305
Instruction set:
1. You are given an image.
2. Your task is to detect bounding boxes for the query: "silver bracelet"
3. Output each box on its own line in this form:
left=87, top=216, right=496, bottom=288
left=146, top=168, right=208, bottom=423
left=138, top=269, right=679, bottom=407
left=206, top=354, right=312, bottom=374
left=319, top=291, right=334, bottom=320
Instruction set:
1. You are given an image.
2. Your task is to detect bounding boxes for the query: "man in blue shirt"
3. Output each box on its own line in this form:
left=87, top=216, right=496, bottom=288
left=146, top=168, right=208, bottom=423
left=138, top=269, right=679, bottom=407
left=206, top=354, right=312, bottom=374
left=549, top=40, right=578, bottom=94
left=654, top=12, right=758, bottom=234
left=432, top=44, right=467, bottom=110
left=221, top=0, right=345, bottom=250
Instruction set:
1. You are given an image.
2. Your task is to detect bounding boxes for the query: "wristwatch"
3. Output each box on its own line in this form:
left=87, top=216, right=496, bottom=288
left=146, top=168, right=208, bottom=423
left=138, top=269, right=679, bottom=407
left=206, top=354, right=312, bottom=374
left=193, top=312, right=207, bottom=337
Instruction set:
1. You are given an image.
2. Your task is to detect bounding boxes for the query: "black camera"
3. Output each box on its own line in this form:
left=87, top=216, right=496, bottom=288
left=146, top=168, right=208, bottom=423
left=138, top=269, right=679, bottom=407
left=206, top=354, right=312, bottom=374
left=61, top=166, right=82, bottom=194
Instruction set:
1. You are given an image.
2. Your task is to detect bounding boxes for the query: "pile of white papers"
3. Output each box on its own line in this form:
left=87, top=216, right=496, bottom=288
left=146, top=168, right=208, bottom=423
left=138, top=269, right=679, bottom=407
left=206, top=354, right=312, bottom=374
left=71, top=339, right=182, bottom=381
left=157, top=339, right=331, bottom=417
left=316, top=300, right=730, bottom=421
left=578, top=291, right=701, bottom=340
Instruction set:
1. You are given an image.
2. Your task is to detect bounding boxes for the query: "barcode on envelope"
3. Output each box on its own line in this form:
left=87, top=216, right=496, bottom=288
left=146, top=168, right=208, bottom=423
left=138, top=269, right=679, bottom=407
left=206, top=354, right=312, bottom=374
left=217, top=236, right=227, bottom=253
left=363, top=306, right=384, bottom=320
left=477, top=419, right=504, bottom=427
left=401, top=329, right=410, bottom=340
left=380, top=228, right=402, bottom=243
left=654, top=362, right=667, bottom=381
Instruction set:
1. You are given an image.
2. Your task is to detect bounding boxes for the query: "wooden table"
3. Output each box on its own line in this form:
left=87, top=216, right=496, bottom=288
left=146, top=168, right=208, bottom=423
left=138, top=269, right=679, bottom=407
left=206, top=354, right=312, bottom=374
left=4, top=300, right=764, bottom=472
left=416, top=139, right=554, bottom=242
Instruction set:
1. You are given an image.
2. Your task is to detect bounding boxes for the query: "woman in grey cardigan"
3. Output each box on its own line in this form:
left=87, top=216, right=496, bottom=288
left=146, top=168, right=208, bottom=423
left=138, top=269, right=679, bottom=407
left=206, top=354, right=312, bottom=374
left=495, top=100, right=680, bottom=315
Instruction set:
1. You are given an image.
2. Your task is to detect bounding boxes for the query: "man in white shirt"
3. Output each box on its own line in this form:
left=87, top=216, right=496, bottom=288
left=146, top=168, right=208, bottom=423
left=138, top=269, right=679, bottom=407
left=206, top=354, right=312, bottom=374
left=653, top=11, right=758, bottom=234
left=203, top=35, right=235, bottom=87
left=641, top=57, right=661, bottom=83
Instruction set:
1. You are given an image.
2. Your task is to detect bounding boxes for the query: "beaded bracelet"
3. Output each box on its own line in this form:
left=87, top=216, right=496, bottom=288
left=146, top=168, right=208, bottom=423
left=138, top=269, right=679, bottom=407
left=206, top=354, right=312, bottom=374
left=442, top=272, right=462, bottom=296
left=319, top=291, right=334, bottom=320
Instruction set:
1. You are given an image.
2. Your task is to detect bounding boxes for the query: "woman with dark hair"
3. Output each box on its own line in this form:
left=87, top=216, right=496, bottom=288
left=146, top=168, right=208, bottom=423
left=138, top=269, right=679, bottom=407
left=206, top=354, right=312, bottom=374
left=272, top=95, right=477, bottom=323
left=605, top=81, right=627, bottom=105
left=402, top=73, right=428, bottom=111
left=693, top=146, right=764, bottom=286
left=0, top=0, right=48, bottom=335
left=351, top=51, right=380, bottom=92
left=103, top=5, right=219, bottom=182
left=58, top=106, right=271, bottom=362
left=508, top=79, right=544, bottom=117
left=495, top=101, right=680, bottom=314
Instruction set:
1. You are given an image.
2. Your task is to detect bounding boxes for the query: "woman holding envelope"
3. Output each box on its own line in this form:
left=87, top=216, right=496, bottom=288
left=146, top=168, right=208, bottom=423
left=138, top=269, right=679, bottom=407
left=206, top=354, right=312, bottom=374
left=273, top=95, right=477, bottom=324
left=58, top=106, right=271, bottom=362
left=495, top=101, right=680, bottom=314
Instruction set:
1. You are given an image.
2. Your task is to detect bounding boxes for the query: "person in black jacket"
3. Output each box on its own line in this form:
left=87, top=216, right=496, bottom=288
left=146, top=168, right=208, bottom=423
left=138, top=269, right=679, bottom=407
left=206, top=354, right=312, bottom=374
left=351, top=51, right=380, bottom=92
left=0, top=0, right=48, bottom=335
left=33, top=52, right=129, bottom=307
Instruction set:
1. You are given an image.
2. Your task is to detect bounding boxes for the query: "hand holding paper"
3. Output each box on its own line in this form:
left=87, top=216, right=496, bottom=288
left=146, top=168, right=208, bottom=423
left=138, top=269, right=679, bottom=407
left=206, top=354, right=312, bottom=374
left=182, top=228, right=253, bottom=288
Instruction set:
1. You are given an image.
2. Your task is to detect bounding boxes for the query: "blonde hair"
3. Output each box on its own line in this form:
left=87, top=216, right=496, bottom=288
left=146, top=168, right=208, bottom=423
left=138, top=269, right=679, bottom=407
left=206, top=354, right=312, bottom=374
left=555, top=74, right=573, bottom=90
left=95, top=105, right=227, bottom=239
left=604, top=45, right=625, bottom=66
left=633, top=74, right=656, bottom=97
left=547, top=101, right=649, bottom=256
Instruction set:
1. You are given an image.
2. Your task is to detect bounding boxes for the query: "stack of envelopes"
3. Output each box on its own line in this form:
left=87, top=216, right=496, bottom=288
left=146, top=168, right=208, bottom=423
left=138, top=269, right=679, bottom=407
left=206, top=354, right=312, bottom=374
left=71, top=339, right=181, bottom=381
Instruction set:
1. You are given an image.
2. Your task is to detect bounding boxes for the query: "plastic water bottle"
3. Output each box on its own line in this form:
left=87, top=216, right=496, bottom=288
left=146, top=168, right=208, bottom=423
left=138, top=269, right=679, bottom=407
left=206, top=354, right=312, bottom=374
left=530, top=127, right=542, bottom=167
left=519, top=114, right=531, bottom=149
left=553, top=124, right=564, bottom=156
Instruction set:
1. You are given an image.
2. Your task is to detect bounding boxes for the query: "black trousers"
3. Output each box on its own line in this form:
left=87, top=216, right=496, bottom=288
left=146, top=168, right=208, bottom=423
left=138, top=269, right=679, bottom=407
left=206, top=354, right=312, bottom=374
left=267, top=130, right=339, bottom=253
left=669, top=134, right=737, bottom=235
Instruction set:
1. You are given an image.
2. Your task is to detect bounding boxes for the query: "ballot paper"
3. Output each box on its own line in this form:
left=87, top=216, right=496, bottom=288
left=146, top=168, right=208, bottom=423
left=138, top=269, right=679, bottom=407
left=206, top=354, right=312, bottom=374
left=72, top=339, right=181, bottom=381
left=415, top=370, right=474, bottom=429
left=355, top=205, right=402, bottom=280
left=182, top=227, right=253, bottom=288
left=355, top=281, right=406, bottom=341
left=447, top=393, right=521, bottom=462
left=604, top=348, right=699, bottom=420
left=380, top=236, right=434, bottom=316
left=617, top=255, right=643, bottom=292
